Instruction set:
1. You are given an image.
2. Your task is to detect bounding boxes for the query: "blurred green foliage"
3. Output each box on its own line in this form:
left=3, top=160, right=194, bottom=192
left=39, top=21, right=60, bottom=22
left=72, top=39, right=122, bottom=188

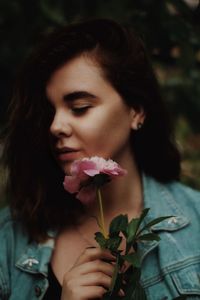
left=0, top=0, right=200, bottom=189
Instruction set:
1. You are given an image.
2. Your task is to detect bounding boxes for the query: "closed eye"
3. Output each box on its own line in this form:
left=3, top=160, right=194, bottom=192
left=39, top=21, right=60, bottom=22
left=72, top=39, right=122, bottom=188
left=71, top=106, right=91, bottom=115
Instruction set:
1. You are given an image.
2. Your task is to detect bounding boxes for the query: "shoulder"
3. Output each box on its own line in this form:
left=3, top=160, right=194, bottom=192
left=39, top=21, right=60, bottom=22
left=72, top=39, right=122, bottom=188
left=0, top=206, right=19, bottom=297
left=0, top=205, right=13, bottom=221
left=157, top=180, right=200, bottom=253
left=165, top=181, right=200, bottom=215
left=144, top=174, right=200, bottom=215
left=0, top=205, right=22, bottom=233
left=166, top=180, right=200, bottom=200
left=0, top=206, right=29, bottom=258
left=143, top=175, right=200, bottom=232
left=0, top=206, right=15, bottom=235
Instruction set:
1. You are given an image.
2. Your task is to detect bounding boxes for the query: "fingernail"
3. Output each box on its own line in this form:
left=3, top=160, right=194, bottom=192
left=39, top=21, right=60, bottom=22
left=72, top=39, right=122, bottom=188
left=119, top=289, right=125, bottom=296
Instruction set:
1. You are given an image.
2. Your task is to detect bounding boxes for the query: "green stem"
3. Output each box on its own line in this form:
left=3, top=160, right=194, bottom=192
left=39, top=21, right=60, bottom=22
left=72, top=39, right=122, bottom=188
left=97, top=188, right=108, bottom=239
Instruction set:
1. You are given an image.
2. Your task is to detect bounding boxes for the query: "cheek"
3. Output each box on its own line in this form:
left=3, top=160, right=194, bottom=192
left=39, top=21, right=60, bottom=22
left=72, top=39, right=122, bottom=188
left=78, top=111, right=132, bottom=153
left=98, top=108, right=132, bottom=138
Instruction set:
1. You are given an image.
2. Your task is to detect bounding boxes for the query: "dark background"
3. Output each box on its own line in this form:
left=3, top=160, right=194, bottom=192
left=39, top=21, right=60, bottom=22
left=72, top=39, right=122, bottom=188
left=0, top=0, right=200, bottom=188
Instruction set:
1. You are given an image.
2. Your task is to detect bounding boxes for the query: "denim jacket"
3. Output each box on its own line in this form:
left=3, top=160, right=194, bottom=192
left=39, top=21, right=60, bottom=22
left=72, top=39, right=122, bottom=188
left=0, top=175, right=200, bottom=300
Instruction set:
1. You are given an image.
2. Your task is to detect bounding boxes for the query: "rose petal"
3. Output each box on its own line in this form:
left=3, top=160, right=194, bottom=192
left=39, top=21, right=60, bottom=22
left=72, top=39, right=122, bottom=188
left=63, top=156, right=127, bottom=204
left=102, top=166, right=127, bottom=176
left=71, top=160, right=97, bottom=177
left=77, top=185, right=97, bottom=205
left=83, top=169, right=100, bottom=176
left=63, top=176, right=81, bottom=193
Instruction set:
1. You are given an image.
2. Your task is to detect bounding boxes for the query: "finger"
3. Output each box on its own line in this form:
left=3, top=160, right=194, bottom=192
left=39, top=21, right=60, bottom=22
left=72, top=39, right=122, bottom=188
left=61, top=284, right=106, bottom=300
left=75, top=259, right=115, bottom=277
left=74, top=247, right=116, bottom=266
left=63, top=260, right=115, bottom=286
left=73, top=272, right=112, bottom=289
left=76, top=286, right=107, bottom=299
left=82, top=286, right=107, bottom=299
left=118, top=288, right=125, bottom=297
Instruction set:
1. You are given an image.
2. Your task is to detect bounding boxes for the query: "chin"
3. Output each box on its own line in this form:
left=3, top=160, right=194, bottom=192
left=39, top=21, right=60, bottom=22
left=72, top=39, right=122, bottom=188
left=60, top=162, right=73, bottom=175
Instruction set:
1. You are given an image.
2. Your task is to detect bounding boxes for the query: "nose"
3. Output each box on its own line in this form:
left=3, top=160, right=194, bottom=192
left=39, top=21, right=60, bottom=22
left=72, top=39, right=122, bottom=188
left=49, top=110, right=72, bottom=138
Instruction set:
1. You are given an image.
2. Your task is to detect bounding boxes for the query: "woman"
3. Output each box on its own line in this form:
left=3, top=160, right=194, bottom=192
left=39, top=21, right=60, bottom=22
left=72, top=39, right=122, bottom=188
left=0, top=18, right=199, bottom=300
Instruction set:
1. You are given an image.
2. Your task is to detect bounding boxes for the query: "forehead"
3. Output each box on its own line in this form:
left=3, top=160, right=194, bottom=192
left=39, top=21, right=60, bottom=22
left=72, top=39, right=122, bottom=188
left=45, top=55, right=116, bottom=101
left=47, top=54, right=103, bottom=83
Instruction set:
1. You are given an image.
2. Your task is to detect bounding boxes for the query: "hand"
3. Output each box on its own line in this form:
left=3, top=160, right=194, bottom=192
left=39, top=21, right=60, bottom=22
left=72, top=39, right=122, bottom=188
left=61, top=247, right=116, bottom=300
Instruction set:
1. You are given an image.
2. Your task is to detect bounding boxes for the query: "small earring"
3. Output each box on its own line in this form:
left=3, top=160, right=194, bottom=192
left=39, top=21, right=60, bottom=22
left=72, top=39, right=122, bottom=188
left=137, top=123, right=143, bottom=130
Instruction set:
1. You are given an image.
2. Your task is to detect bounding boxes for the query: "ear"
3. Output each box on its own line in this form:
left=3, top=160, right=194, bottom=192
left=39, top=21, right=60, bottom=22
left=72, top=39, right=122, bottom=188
left=130, top=108, right=146, bottom=130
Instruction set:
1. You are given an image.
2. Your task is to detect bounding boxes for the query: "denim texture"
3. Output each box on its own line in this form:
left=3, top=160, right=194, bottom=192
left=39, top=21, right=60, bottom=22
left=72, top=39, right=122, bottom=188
left=0, top=174, right=199, bottom=300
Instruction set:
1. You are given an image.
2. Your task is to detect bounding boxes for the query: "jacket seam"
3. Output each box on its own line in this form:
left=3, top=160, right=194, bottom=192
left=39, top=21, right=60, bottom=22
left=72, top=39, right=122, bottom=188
left=141, top=255, right=200, bottom=287
left=172, top=272, right=200, bottom=295
left=0, top=266, right=10, bottom=299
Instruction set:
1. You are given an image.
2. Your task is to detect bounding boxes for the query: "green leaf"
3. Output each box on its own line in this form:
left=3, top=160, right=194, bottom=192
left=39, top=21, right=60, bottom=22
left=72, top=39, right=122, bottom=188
left=125, top=208, right=150, bottom=247
left=102, top=255, right=124, bottom=299
left=138, top=216, right=173, bottom=235
left=135, top=208, right=150, bottom=232
left=122, top=252, right=141, bottom=268
left=94, top=231, right=107, bottom=248
left=146, top=216, right=173, bottom=228
left=102, top=290, right=122, bottom=300
left=108, top=255, right=121, bottom=294
left=123, top=270, right=147, bottom=300
left=124, top=267, right=141, bottom=289
left=101, top=293, right=112, bottom=300
left=106, top=236, right=122, bottom=252
left=109, top=214, right=128, bottom=237
left=124, top=283, right=147, bottom=300
left=138, top=233, right=160, bottom=241
left=127, top=218, right=139, bottom=243
left=123, top=272, right=137, bottom=299
left=110, top=272, right=123, bottom=297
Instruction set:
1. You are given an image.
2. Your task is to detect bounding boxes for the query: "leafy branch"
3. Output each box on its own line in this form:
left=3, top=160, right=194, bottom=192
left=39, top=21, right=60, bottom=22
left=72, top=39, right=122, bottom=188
left=95, top=208, right=172, bottom=299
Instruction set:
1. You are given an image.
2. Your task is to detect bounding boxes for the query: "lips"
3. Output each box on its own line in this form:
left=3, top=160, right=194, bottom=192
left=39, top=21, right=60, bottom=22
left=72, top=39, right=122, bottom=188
left=55, top=147, right=80, bottom=161
left=55, top=147, right=77, bottom=154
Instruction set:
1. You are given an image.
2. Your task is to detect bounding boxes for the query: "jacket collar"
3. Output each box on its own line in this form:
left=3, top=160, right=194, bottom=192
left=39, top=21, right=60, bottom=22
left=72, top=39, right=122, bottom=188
left=15, top=237, right=55, bottom=276
left=138, top=174, right=190, bottom=262
left=142, top=174, right=190, bottom=231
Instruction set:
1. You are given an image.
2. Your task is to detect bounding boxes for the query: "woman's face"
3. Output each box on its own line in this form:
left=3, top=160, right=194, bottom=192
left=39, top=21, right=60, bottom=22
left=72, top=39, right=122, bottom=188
left=46, top=55, right=141, bottom=174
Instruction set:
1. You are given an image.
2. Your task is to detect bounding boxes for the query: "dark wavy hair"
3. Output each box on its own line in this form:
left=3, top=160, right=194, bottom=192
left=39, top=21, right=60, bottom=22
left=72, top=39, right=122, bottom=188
left=1, top=18, right=181, bottom=241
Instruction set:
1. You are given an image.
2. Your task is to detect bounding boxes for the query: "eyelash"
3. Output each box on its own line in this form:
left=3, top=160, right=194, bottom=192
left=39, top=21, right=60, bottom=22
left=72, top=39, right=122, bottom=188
left=71, top=106, right=91, bottom=114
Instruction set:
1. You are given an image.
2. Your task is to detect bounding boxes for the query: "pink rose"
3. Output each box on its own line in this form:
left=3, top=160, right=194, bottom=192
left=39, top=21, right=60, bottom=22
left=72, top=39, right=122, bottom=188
left=63, top=156, right=127, bottom=204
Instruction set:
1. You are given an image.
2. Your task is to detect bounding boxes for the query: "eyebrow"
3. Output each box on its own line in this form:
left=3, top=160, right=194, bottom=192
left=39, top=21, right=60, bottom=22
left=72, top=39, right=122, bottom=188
left=63, top=91, right=98, bottom=102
